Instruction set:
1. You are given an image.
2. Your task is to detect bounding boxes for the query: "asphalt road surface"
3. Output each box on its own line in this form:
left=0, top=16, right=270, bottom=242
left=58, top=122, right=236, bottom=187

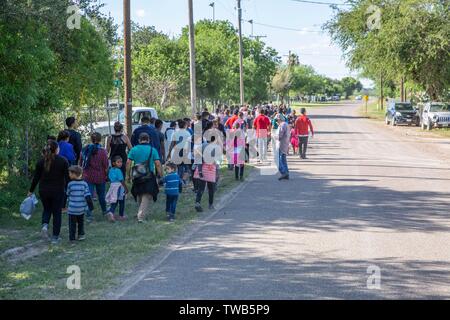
left=119, top=102, right=450, bottom=299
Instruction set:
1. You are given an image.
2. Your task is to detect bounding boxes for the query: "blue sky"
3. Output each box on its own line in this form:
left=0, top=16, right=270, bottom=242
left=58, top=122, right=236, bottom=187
left=99, top=0, right=373, bottom=87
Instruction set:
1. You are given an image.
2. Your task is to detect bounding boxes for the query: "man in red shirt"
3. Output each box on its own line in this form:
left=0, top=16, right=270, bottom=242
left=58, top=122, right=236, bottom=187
left=294, top=108, right=314, bottom=159
left=253, top=109, right=271, bottom=162
left=225, top=109, right=239, bottom=129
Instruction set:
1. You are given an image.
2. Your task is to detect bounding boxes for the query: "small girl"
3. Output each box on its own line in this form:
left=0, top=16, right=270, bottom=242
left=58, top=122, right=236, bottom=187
left=290, top=124, right=299, bottom=155
left=105, top=156, right=129, bottom=222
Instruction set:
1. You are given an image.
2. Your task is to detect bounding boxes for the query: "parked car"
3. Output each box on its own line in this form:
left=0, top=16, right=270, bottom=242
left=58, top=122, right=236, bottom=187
left=385, top=101, right=420, bottom=126
left=332, top=95, right=341, bottom=101
left=88, top=106, right=169, bottom=137
left=355, top=95, right=362, bottom=101
left=421, top=102, right=450, bottom=130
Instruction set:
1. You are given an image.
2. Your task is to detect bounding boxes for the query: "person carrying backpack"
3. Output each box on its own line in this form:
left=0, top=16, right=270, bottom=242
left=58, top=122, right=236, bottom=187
left=106, top=122, right=132, bottom=177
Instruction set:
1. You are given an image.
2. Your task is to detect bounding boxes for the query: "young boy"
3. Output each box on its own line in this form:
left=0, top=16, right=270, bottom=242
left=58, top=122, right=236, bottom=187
left=160, top=162, right=183, bottom=222
left=67, top=166, right=94, bottom=243
left=105, top=156, right=129, bottom=222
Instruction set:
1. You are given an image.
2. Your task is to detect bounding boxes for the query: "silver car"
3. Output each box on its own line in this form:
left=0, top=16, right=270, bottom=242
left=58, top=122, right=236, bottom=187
left=421, top=102, right=450, bottom=130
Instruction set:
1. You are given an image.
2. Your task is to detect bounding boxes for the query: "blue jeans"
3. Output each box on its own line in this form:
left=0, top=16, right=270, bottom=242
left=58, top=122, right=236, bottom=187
left=278, top=153, right=289, bottom=175
left=87, top=183, right=107, bottom=217
left=166, top=195, right=179, bottom=219
left=109, top=200, right=125, bottom=217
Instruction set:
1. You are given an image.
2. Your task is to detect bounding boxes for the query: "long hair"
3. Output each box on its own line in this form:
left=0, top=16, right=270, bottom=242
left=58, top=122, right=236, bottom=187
left=43, top=140, right=58, bottom=172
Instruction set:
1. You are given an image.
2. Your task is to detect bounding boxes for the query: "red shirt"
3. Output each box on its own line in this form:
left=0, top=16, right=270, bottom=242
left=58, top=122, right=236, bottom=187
left=295, top=115, right=314, bottom=136
left=225, top=115, right=239, bottom=129
left=253, top=115, right=271, bottom=138
left=83, top=148, right=109, bottom=184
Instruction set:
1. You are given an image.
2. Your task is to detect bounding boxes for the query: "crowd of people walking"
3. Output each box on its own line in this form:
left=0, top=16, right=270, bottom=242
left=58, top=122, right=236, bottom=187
left=28, top=103, right=314, bottom=245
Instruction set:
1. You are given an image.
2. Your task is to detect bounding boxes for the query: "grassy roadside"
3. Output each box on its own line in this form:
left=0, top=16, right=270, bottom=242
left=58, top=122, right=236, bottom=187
left=0, top=165, right=253, bottom=299
left=358, top=101, right=385, bottom=121
left=359, top=101, right=450, bottom=138
left=291, top=101, right=349, bottom=108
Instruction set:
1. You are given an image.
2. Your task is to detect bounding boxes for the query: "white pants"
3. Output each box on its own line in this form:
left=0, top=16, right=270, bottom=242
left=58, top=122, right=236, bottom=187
left=257, top=137, right=267, bottom=161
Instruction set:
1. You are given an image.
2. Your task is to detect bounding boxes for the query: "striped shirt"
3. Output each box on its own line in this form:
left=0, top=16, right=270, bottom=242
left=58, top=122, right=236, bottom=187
left=162, top=172, right=182, bottom=196
left=67, top=180, right=91, bottom=215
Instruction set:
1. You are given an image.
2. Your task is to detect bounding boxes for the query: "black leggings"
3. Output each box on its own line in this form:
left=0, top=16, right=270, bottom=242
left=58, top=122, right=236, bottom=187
left=235, top=164, right=244, bottom=179
left=40, top=191, right=64, bottom=237
left=195, top=180, right=216, bottom=206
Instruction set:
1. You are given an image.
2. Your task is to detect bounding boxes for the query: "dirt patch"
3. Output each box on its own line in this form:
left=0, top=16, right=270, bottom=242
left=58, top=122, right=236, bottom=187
left=1, top=241, right=48, bottom=264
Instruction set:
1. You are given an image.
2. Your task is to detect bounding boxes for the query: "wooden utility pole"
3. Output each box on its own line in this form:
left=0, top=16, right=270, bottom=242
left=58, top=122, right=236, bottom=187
left=237, top=0, right=244, bottom=106
left=123, top=0, right=132, bottom=137
left=400, top=76, right=405, bottom=102
left=188, top=0, right=197, bottom=117
left=380, top=73, right=384, bottom=110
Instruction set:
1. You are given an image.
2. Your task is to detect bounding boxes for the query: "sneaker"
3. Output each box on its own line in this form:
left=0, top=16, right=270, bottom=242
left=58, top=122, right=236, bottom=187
left=195, top=203, right=203, bottom=212
left=209, top=204, right=216, bottom=210
left=118, top=215, right=127, bottom=221
left=41, top=224, right=49, bottom=239
left=50, top=236, right=61, bottom=245
left=106, top=212, right=116, bottom=223
left=69, top=240, right=77, bottom=246
left=169, top=218, right=175, bottom=223
left=86, top=216, right=94, bottom=223
left=77, top=235, right=86, bottom=241
left=137, top=219, right=146, bottom=224
left=240, top=176, right=244, bottom=181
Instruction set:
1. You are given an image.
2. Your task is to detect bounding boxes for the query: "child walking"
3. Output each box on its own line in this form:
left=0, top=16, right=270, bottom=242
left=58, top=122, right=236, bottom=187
left=66, top=166, right=94, bottom=243
left=105, top=156, right=128, bottom=222
left=290, top=124, right=299, bottom=155
left=160, top=162, right=183, bottom=222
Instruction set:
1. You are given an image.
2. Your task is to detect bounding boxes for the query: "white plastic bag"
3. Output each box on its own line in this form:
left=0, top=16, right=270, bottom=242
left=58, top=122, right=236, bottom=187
left=20, top=194, right=38, bottom=220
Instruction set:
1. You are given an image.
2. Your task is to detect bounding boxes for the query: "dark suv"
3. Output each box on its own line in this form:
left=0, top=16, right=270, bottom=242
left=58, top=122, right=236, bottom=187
left=385, top=102, right=420, bottom=126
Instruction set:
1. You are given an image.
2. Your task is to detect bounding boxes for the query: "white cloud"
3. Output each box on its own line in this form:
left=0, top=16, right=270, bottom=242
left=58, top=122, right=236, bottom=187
left=136, top=9, right=146, bottom=18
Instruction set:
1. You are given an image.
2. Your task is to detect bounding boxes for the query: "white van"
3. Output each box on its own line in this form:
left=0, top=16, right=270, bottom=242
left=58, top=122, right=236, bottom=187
left=90, top=106, right=168, bottom=136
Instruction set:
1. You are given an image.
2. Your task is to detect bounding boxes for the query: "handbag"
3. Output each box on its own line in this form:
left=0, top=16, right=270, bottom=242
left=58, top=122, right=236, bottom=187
left=132, top=146, right=154, bottom=182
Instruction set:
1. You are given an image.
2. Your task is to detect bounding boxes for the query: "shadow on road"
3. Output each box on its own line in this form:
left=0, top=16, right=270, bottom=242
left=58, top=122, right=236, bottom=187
left=121, top=169, right=450, bottom=300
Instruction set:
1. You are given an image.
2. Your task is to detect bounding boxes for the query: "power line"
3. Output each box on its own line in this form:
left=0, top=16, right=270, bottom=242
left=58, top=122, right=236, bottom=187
left=290, top=0, right=349, bottom=6
left=250, top=21, right=322, bottom=33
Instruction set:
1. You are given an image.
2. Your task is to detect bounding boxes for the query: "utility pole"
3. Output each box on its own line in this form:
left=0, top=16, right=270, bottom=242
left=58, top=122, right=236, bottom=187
left=209, top=2, right=215, bottom=21
left=123, top=0, right=132, bottom=137
left=237, top=0, right=244, bottom=106
left=400, top=76, right=405, bottom=102
left=188, top=0, right=197, bottom=117
left=380, top=73, right=384, bottom=110
left=247, top=20, right=267, bottom=41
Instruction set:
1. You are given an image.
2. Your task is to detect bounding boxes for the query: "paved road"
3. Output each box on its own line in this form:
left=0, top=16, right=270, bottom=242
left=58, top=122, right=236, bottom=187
left=120, top=102, right=450, bottom=299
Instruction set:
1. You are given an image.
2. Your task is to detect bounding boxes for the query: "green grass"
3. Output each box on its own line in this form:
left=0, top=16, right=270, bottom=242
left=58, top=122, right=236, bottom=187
left=0, top=165, right=253, bottom=299
left=359, top=101, right=386, bottom=121
left=291, top=100, right=353, bottom=109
